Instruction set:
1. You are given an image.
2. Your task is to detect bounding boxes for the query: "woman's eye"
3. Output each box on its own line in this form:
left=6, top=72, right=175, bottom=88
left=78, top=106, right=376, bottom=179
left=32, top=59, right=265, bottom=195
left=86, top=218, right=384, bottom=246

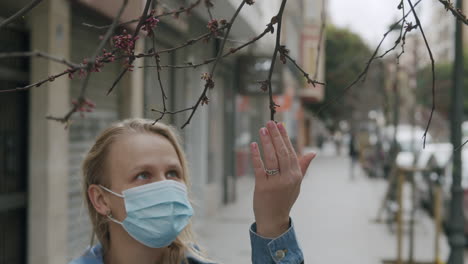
left=166, top=170, right=180, bottom=179
left=136, top=172, right=150, bottom=181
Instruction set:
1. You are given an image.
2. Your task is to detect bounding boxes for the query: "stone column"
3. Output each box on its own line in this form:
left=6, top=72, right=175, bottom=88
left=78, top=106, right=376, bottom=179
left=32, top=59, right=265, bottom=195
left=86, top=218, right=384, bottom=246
left=27, top=0, right=70, bottom=263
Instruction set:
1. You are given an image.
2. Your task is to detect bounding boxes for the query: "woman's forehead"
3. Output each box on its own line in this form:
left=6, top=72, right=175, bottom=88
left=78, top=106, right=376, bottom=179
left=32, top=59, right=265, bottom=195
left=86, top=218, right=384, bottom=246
left=107, top=132, right=182, bottom=170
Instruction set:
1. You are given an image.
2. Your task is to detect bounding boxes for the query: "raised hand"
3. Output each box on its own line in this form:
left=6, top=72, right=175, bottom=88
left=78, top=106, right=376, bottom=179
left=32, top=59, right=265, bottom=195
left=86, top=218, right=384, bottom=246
left=250, top=121, right=316, bottom=238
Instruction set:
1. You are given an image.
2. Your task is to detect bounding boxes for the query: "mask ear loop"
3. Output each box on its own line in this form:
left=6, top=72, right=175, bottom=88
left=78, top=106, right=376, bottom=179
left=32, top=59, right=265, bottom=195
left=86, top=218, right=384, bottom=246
left=99, top=185, right=124, bottom=198
left=107, top=211, right=123, bottom=226
left=98, top=185, right=125, bottom=225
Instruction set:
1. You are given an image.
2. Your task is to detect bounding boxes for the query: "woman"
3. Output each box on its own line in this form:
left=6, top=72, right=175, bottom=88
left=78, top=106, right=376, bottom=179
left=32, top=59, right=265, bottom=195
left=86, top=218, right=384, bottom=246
left=69, top=118, right=315, bottom=264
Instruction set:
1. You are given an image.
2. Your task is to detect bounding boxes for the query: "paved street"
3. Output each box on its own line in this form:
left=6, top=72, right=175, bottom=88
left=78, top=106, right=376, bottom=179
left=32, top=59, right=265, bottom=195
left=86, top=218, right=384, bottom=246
left=196, top=148, right=453, bottom=263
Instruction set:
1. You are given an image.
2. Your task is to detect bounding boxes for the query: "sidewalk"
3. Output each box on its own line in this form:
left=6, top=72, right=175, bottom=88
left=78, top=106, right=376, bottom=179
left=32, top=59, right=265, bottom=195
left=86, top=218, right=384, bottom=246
left=195, top=153, right=451, bottom=264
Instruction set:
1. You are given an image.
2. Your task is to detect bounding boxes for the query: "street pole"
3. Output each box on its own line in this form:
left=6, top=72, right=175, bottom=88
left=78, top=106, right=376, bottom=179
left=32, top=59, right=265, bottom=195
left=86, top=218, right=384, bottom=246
left=447, top=0, right=465, bottom=263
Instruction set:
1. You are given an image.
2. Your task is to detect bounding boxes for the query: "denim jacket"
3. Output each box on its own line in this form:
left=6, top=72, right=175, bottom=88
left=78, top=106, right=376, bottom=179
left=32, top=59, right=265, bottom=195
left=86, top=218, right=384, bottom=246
left=69, top=219, right=303, bottom=264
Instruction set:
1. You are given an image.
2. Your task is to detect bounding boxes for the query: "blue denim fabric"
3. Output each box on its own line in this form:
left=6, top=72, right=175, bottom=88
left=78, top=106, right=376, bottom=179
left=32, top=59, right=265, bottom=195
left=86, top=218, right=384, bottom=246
left=250, top=219, right=304, bottom=264
left=69, top=219, right=303, bottom=264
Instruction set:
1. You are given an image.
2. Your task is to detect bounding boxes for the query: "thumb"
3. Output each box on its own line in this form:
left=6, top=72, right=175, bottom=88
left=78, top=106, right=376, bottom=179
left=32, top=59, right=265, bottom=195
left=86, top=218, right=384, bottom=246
left=299, top=152, right=316, bottom=176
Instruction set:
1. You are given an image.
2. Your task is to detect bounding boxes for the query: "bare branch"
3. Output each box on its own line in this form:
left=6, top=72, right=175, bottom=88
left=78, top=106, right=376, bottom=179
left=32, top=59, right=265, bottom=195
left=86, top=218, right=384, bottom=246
left=142, top=19, right=274, bottom=68
left=0, top=70, right=69, bottom=93
left=266, top=0, right=288, bottom=121
left=83, top=0, right=203, bottom=30
left=0, top=50, right=81, bottom=68
left=149, top=29, right=170, bottom=124
left=46, top=0, right=129, bottom=124
left=283, top=53, right=325, bottom=87
left=181, top=0, right=247, bottom=129
left=152, top=107, right=194, bottom=115
left=376, top=1, right=406, bottom=61
left=313, top=0, right=327, bottom=80
left=107, top=0, right=154, bottom=96
left=0, top=0, right=43, bottom=30
left=438, top=0, right=468, bottom=25
left=205, top=0, right=215, bottom=21
left=133, top=24, right=229, bottom=58
left=317, top=0, right=423, bottom=117
left=406, top=0, right=435, bottom=148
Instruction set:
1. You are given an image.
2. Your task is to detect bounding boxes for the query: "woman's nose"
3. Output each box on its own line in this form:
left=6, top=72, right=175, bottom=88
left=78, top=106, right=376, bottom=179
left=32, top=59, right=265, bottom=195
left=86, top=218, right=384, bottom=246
left=152, top=173, right=167, bottom=183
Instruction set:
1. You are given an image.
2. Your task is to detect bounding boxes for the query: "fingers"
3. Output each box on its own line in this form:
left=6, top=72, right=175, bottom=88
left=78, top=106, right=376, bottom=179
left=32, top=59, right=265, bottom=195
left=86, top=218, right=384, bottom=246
left=259, top=126, right=281, bottom=172
left=266, top=121, right=290, bottom=171
left=299, top=152, right=316, bottom=176
left=250, top=142, right=266, bottom=181
left=277, top=122, right=297, bottom=160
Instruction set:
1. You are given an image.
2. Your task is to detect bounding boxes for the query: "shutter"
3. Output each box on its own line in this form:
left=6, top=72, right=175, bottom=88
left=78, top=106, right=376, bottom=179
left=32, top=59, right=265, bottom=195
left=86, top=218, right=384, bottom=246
left=0, top=23, right=29, bottom=264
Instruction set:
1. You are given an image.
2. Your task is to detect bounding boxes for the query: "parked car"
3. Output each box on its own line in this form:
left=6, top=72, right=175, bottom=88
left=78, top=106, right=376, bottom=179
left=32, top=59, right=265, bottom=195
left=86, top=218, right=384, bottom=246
left=412, top=143, right=452, bottom=214
left=413, top=143, right=468, bottom=243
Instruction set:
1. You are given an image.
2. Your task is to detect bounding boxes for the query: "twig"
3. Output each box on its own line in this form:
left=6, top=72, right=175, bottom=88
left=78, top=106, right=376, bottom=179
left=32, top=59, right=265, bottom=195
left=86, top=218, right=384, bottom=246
left=406, top=0, right=435, bottom=148
left=181, top=0, right=247, bottom=129
left=107, top=0, right=154, bottom=96
left=284, top=53, right=325, bottom=86
left=82, top=0, right=203, bottom=30
left=267, top=0, right=288, bottom=121
left=152, top=107, right=194, bottom=115
left=133, top=24, right=229, bottom=58
left=376, top=1, right=407, bottom=64
left=0, top=0, right=43, bottom=30
left=438, top=0, right=468, bottom=25
left=141, top=21, right=274, bottom=69
left=149, top=29, right=169, bottom=124
left=46, top=0, right=129, bottom=124
left=205, top=0, right=214, bottom=21
left=313, top=0, right=327, bottom=80
left=0, top=70, right=69, bottom=93
left=317, top=0, right=423, bottom=117
left=0, top=51, right=81, bottom=68
left=395, top=2, right=408, bottom=64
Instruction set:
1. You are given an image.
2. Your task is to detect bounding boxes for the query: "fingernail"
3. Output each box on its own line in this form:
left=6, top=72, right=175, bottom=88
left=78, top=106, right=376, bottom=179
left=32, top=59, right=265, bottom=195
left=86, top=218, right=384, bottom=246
left=251, top=142, right=258, bottom=150
left=260, top=127, right=268, bottom=136
left=278, top=122, right=285, bottom=132
left=267, top=121, right=275, bottom=129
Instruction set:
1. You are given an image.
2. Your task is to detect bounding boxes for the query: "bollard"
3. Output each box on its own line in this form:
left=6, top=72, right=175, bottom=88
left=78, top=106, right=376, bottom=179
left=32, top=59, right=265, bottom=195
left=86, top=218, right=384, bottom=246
left=434, top=184, right=442, bottom=264
left=396, top=169, right=404, bottom=264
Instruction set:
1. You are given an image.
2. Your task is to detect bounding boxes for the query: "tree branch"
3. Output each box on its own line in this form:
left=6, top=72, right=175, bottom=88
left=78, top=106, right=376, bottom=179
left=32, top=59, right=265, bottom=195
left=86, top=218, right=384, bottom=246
left=438, top=0, right=468, bottom=25
left=82, top=0, right=203, bottom=30
left=181, top=0, right=247, bottom=129
left=0, top=50, right=81, bottom=68
left=407, top=0, right=435, bottom=148
left=317, top=0, right=423, bottom=117
left=0, top=0, right=43, bottom=30
left=141, top=21, right=275, bottom=69
left=132, top=24, right=229, bottom=59
left=266, top=0, right=288, bottom=121
left=284, top=53, right=325, bottom=87
left=46, top=0, right=129, bottom=124
left=313, top=0, right=326, bottom=80
left=149, top=29, right=170, bottom=124
left=106, top=0, right=154, bottom=96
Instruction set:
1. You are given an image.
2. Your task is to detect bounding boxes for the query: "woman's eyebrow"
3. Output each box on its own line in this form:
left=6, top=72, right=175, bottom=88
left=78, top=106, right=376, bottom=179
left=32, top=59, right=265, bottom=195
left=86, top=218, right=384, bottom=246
left=166, top=162, right=182, bottom=170
left=128, top=164, right=151, bottom=174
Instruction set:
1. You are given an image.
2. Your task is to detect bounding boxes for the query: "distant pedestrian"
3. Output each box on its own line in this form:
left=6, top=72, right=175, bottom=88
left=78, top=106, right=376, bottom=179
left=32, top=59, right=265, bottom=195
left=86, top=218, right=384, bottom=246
left=349, top=133, right=359, bottom=180
left=317, top=134, right=324, bottom=150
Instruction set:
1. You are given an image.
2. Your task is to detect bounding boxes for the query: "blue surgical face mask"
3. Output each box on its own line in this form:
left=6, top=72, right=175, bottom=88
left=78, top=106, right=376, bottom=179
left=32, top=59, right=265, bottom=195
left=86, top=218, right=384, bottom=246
left=99, top=180, right=193, bottom=248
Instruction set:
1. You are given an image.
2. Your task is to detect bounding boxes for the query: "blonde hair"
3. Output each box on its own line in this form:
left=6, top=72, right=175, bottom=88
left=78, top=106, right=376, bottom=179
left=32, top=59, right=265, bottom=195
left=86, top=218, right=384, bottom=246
left=82, top=118, right=206, bottom=263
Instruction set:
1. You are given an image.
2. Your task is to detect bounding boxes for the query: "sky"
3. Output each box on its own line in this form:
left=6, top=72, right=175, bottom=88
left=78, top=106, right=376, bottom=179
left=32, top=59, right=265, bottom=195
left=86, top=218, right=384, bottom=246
left=328, top=0, right=431, bottom=48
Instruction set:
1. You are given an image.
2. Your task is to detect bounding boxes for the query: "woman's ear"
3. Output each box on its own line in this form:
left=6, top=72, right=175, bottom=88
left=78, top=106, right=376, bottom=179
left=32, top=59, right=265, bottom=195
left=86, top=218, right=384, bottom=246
left=88, top=184, right=111, bottom=216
